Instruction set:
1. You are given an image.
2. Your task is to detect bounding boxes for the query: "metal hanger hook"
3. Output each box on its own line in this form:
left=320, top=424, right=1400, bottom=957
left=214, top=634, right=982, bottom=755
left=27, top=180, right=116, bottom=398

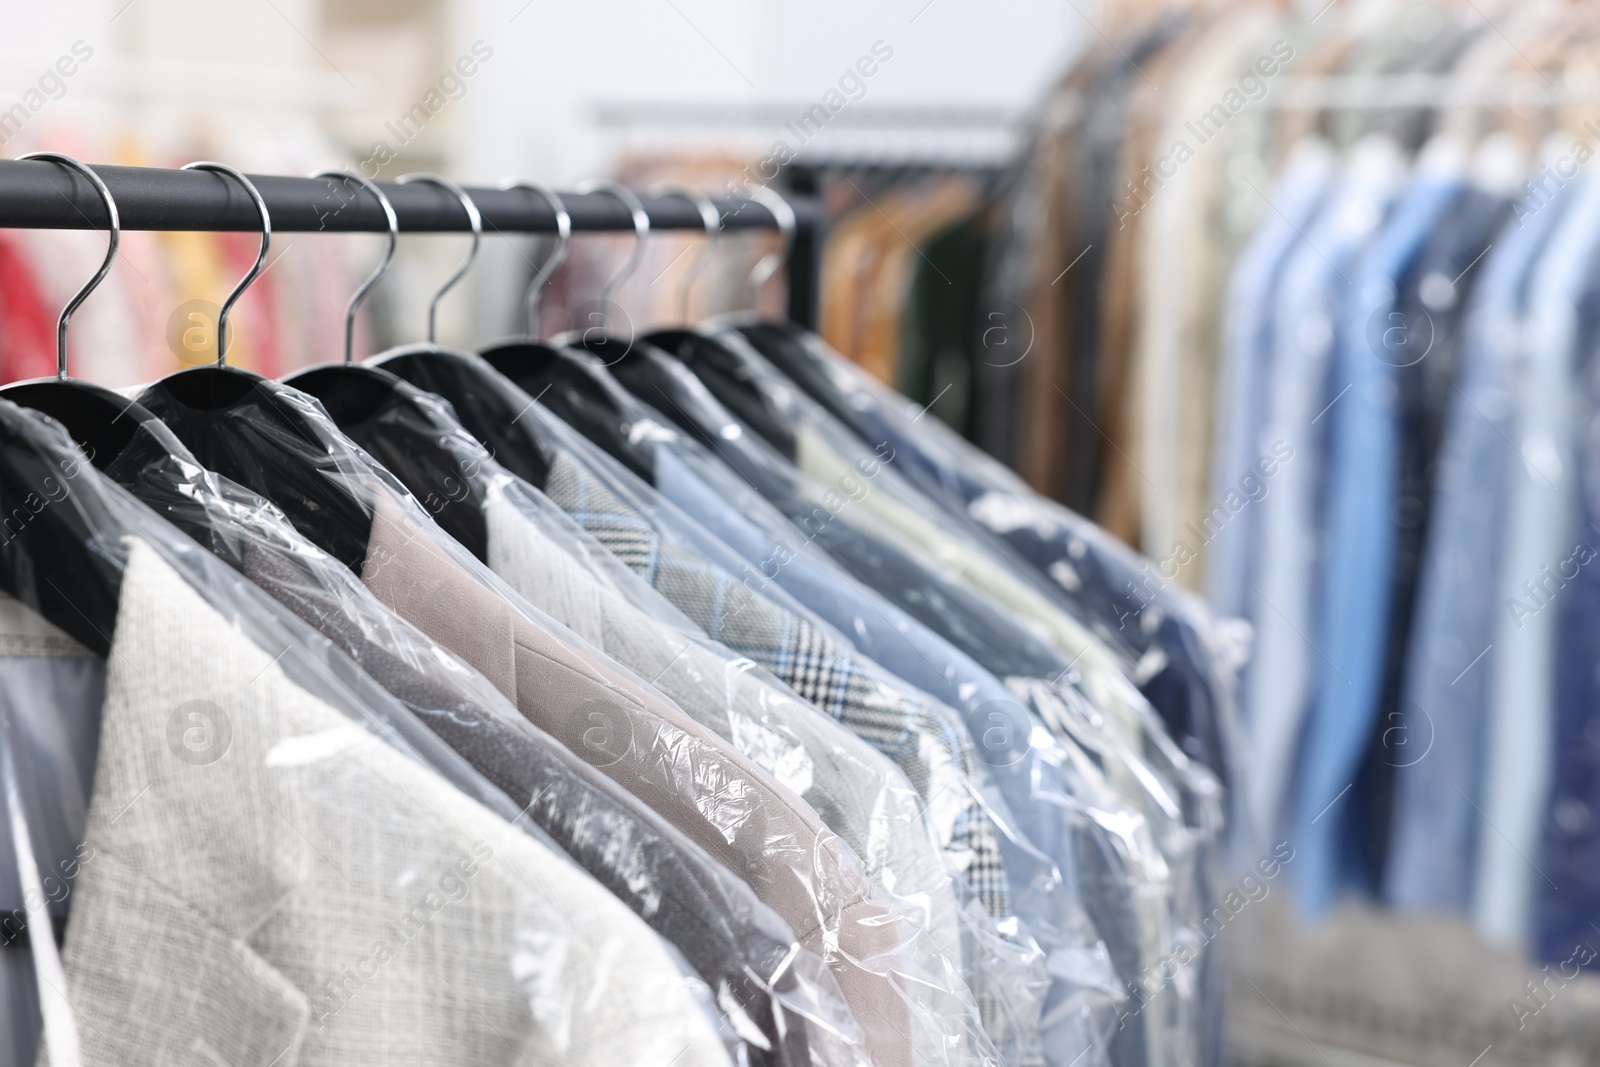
left=180, top=161, right=271, bottom=366
left=498, top=179, right=571, bottom=339
left=742, top=185, right=795, bottom=311
left=396, top=173, right=482, bottom=344
left=312, top=170, right=398, bottom=365
left=648, top=183, right=721, bottom=325
left=18, top=153, right=120, bottom=379
left=573, top=179, right=650, bottom=315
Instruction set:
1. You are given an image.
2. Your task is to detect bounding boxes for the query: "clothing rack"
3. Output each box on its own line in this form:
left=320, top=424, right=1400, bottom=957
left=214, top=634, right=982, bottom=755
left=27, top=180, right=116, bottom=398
left=0, top=160, right=826, bottom=328
left=1269, top=74, right=1600, bottom=109
left=781, top=159, right=1012, bottom=200
left=593, top=103, right=1022, bottom=182
left=592, top=102, right=1025, bottom=165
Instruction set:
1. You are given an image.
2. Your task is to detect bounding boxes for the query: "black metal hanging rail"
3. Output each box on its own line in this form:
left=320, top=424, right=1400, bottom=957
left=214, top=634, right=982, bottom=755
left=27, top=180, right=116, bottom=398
left=0, top=160, right=824, bottom=325
left=0, top=160, right=813, bottom=233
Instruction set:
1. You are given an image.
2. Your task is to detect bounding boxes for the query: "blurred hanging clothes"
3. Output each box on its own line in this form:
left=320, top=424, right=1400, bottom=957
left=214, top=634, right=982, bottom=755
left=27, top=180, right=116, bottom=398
left=1351, top=140, right=1515, bottom=880
left=1093, top=15, right=1235, bottom=552
left=1385, top=155, right=1572, bottom=914
left=1018, top=19, right=1193, bottom=521
left=1541, top=216, right=1600, bottom=964
left=1291, top=136, right=1468, bottom=915
left=1126, top=6, right=1286, bottom=588
left=1204, top=137, right=1337, bottom=624
left=767, top=1, right=1600, bottom=1061
left=1475, top=169, right=1600, bottom=944
left=818, top=177, right=978, bottom=388
left=895, top=193, right=987, bottom=435
left=1243, top=135, right=1410, bottom=850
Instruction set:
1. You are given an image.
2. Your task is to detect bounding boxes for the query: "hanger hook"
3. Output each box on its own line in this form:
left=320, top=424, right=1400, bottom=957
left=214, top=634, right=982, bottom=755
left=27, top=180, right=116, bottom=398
left=742, top=185, right=795, bottom=312
left=497, top=179, right=571, bottom=339
left=648, top=183, right=721, bottom=324
left=396, top=173, right=482, bottom=344
left=180, top=161, right=271, bottom=366
left=312, top=170, right=398, bottom=365
left=19, top=153, right=120, bottom=380
left=573, top=179, right=650, bottom=315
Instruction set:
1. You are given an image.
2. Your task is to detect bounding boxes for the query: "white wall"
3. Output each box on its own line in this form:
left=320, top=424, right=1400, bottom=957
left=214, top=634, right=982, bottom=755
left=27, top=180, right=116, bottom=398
left=455, top=0, right=1083, bottom=337
left=461, top=0, right=1084, bottom=186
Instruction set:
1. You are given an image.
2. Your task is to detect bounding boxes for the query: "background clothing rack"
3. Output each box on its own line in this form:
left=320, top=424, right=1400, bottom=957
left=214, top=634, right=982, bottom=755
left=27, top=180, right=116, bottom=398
left=0, top=160, right=826, bottom=328
left=592, top=101, right=1026, bottom=169
left=587, top=105, right=1024, bottom=328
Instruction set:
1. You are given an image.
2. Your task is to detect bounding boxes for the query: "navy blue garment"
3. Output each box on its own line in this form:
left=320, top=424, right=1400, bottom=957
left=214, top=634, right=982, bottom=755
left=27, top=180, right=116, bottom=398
left=1348, top=183, right=1508, bottom=896
left=1386, top=178, right=1572, bottom=912
left=1537, top=200, right=1600, bottom=967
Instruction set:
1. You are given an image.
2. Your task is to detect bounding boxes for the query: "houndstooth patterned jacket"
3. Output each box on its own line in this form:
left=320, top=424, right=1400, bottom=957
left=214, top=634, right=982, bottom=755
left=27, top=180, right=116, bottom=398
left=544, top=449, right=1015, bottom=922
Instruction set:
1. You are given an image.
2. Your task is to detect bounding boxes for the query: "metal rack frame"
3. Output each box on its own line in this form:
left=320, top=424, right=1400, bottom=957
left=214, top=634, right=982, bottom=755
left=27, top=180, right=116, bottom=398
left=0, top=160, right=825, bottom=328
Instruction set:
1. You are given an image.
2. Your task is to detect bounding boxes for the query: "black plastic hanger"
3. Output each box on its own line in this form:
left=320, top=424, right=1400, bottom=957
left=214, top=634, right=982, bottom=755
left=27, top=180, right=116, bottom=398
left=371, top=178, right=575, bottom=488
left=0, top=153, right=175, bottom=473
left=278, top=170, right=407, bottom=407
left=0, top=373, right=131, bottom=655
left=636, top=187, right=796, bottom=457
left=0, top=152, right=220, bottom=653
left=490, top=339, right=662, bottom=481
left=136, top=163, right=377, bottom=571
left=289, top=172, right=493, bottom=560
left=732, top=318, right=866, bottom=437
left=585, top=184, right=761, bottom=450
left=718, top=184, right=851, bottom=423
left=643, top=327, right=798, bottom=459
left=476, top=179, right=661, bottom=481
left=649, top=185, right=806, bottom=457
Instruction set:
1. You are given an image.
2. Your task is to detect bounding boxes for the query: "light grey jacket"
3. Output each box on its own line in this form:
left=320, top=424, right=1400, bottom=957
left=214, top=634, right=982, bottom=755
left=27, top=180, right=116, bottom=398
left=46, top=538, right=732, bottom=1067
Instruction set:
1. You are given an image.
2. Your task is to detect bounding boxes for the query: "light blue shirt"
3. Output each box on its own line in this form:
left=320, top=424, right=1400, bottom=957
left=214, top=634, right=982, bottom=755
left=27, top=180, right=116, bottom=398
left=1242, top=136, right=1408, bottom=852
left=1293, top=148, right=1468, bottom=916
left=1207, top=138, right=1335, bottom=620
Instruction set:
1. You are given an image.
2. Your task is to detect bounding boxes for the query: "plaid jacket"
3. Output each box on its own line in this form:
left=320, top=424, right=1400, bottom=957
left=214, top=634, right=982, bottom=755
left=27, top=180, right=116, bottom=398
left=545, top=448, right=1014, bottom=923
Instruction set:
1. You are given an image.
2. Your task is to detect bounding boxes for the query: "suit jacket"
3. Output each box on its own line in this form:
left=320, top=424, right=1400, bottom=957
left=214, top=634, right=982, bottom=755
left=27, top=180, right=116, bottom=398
left=644, top=444, right=1156, bottom=1067
left=95, top=388, right=822, bottom=1067
left=312, top=366, right=956, bottom=986
left=538, top=447, right=1054, bottom=1064
left=542, top=450, right=1014, bottom=921
left=487, top=487, right=960, bottom=933
left=482, top=485, right=994, bottom=1061
left=50, top=537, right=731, bottom=1067
left=358, top=493, right=914, bottom=1067
left=367, top=350, right=1048, bottom=1062
left=232, top=523, right=812, bottom=1067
